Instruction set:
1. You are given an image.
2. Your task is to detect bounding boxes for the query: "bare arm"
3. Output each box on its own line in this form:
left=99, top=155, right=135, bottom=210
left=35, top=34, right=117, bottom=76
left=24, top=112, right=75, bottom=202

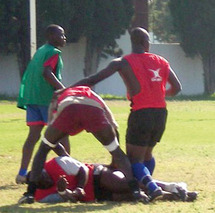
left=43, top=66, right=65, bottom=90
left=166, top=67, right=182, bottom=97
left=72, top=58, right=122, bottom=87
left=57, top=164, right=89, bottom=201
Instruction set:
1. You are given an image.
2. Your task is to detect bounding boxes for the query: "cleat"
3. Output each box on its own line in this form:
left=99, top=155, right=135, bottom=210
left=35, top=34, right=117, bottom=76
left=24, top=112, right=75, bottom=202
left=139, top=191, right=150, bottom=204
left=187, top=191, right=198, bottom=202
left=16, top=174, right=27, bottom=184
left=18, top=193, right=34, bottom=204
left=176, top=186, right=188, bottom=201
left=148, top=187, right=163, bottom=202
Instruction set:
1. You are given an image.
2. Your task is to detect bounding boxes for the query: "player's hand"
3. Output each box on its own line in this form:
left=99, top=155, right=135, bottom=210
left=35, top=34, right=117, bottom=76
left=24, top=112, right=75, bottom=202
left=72, top=187, right=86, bottom=200
left=54, top=88, right=67, bottom=97
left=57, top=175, right=68, bottom=192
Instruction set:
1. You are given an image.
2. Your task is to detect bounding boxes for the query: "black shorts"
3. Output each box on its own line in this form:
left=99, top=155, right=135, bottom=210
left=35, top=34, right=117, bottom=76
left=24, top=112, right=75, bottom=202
left=126, top=108, right=167, bottom=147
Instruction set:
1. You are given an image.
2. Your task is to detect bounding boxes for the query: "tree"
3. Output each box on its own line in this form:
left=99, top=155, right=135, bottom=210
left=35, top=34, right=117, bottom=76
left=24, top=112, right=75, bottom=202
left=0, top=0, right=30, bottom=77
left=0, top=0, right=133, bottom=78
left=148, top=0, right=179, bottom=43
left=169, top=0, right=215, bottom=94
left=80, top=0, right=134, bottom=77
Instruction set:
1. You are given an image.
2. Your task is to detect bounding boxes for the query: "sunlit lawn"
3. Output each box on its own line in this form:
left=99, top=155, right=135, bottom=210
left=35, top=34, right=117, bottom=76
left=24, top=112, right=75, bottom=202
left=0, top=99, right=215, bottom=213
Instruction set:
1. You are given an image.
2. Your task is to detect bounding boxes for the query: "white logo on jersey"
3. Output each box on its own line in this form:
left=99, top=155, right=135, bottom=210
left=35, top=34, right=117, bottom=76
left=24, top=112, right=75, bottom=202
left=149, top=68, right=162, bottom=82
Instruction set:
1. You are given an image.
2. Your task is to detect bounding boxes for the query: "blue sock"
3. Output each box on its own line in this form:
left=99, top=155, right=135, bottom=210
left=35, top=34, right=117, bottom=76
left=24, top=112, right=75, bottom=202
left=144, top=157, right=155, bottom=175
left=19, top=168, right=27, bottom=176
left=132, top=162, right=159, bottom=193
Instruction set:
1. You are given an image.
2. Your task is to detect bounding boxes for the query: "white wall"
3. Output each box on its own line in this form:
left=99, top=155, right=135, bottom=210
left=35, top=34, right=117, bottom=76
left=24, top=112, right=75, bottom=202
left=0, top=54, right=21, bottom=97
left=0, top=33, right=204, bottom=97
left=95, top=33, right=204, bottom=96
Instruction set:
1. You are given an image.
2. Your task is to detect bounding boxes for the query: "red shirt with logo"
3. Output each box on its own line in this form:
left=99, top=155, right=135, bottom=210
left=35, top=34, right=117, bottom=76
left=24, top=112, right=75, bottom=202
left=123, top=53, right=170, bottom=111
left=34, top=157, right=95, bottom=202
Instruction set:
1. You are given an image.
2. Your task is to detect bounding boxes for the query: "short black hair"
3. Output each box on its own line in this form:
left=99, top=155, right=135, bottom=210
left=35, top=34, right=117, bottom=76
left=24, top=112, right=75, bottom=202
left=45, top=24, right=61, bottom=38
left=130, top=27, right=149, bottom=45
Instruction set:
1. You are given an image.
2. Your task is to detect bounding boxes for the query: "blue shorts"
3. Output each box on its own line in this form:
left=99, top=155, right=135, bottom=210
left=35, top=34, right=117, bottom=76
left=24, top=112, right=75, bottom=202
left=26, top=105, right=48, bottom=126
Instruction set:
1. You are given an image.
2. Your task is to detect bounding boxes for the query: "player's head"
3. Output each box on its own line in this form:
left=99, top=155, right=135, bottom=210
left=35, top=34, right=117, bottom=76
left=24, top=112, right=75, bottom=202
left=46, top=24, right=66, bottom=48
left=130, top=27, right=150, bottom=52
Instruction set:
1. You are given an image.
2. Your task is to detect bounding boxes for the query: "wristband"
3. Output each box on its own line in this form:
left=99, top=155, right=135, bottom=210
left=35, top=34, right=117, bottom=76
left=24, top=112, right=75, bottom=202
left=58, top=190, right=67, bottom=195
left=76, top=187, right=85, bottom=194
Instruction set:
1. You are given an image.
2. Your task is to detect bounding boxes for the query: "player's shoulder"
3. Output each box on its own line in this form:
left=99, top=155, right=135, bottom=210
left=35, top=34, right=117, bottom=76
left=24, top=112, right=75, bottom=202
left=148, top=52, right=169, bottom=63
left=108, top=57, right=124, bottom=70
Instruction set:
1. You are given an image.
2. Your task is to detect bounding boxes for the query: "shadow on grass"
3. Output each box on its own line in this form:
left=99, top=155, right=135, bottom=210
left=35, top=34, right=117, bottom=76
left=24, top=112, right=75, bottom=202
left=167, top=94, right=215, bottom=101
left=0, top=202, right=121, bottom=213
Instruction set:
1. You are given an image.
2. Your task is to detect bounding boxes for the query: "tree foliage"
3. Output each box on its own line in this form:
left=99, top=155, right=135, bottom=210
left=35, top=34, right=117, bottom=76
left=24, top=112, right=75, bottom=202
left=0, top=0, right=133, bottom=77
left=169, top=0, right=215, bottom=57
left=169, top=0, right=215, bottom=94
left=149, top=0, right=179, bottom=43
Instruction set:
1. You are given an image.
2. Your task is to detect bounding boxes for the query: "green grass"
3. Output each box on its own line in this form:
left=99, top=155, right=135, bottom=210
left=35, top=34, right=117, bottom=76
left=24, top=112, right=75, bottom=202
left=0, top=100, right=215, bottom=212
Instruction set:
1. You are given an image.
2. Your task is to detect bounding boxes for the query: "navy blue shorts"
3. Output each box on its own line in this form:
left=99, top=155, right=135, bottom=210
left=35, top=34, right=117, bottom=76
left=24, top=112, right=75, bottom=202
left=26, top=105, right=48, bottom=126
left=126, top=108, right=167, bottom=147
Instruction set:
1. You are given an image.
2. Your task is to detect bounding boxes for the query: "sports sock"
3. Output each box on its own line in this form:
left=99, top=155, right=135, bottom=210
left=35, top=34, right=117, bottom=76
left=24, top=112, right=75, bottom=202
left=19, top=168, right=27, bottom=176
left=132, top=162, right=159, bottom=193
left=144, top=157, right=155, bottom=175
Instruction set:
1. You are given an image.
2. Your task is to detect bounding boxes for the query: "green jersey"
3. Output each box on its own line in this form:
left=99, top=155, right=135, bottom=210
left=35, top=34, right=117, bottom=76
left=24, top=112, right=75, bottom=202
left=17, top=44, right=63, bottom=109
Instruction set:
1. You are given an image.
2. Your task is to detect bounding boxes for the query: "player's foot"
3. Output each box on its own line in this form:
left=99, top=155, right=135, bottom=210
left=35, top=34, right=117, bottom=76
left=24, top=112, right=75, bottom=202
left=187, top=191, right=198, bottom=202
left=15, top=174, right=27, bottom=184
left=176, top=186, right=188, bottom=201
left=139, top=191, right=150, bottom=204
left=148, top=187, right=163, bottom=202
left=18, top=192, right=34, bottom=204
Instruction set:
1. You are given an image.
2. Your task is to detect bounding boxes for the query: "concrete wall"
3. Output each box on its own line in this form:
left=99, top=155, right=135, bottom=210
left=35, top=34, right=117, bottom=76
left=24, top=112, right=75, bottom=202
left=95, top=33, right=204, bottom=96
left=0, top=33, right=204, bottom=97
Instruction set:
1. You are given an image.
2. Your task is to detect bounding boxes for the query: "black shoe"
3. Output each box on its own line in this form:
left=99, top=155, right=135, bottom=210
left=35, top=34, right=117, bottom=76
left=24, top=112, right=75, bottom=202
left=176, top=186, right=188, bottom=201
left=18, top=192, right=34, bottom=204
left=139, top=191, right=150, bottom=204
left=148, top=187, right=163, bottom=202
left=128, top=179, right=141, bottom=201
left=186, top=191, right=198, bottom=202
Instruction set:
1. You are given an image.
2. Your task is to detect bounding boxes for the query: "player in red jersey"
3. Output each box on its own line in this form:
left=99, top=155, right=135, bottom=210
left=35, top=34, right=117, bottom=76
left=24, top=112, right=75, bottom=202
left=28, top=86, right=141, bottom=201
left=18, top=156, right=197, bottom=204
left=70, top=27, right=182, bottom=200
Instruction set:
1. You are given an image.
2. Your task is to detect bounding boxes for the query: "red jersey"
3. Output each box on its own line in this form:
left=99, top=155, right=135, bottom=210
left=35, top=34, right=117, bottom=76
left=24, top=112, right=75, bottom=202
left=57, top=86, right=105, bottom=108
left=35, top=157, right=95, bottom=202
left=123, top=53, right=170, bottom=111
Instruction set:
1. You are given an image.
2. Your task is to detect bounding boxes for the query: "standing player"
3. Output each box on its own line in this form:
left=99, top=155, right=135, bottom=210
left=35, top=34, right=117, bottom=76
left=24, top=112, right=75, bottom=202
left=70, top=27, right=182, bottom=199
left=16, top=24, right=70, bottom=184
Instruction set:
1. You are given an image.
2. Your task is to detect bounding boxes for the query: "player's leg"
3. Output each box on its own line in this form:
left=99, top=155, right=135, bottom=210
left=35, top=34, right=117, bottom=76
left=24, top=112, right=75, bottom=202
left=92, top=125, right=133, bottom=179
left=144, top=108, right=167, bottom=176
left=59, top=136, right=70, bottom=154
left=125, top=109, right=162, bottom=200
left=16, top=105, right=46, bottom=184
left=144, top=147, right=155, bottom=175
left=126, top=143, right=162, bottom=200
left=91, top=125, right=140, bottom=200
left=30, top=124, right=68, bottom=183
left=16, top=125, right=43, bottom=182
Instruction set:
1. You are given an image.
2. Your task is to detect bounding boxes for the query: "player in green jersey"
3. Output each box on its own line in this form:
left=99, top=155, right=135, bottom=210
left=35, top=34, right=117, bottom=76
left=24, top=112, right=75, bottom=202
left=16, top=24, right=70, bottom=184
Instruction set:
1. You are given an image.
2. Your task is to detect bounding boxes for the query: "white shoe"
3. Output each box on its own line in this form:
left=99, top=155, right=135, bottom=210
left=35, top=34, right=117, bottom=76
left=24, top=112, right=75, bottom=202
left=16, top=174, right=27, bottom=184
left=18, top=193, right=34, bottom=204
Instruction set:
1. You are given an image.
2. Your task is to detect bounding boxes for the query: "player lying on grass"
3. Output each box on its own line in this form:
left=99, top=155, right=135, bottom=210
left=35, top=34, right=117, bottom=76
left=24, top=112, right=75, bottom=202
left=18, top=156, right=198, bottom=204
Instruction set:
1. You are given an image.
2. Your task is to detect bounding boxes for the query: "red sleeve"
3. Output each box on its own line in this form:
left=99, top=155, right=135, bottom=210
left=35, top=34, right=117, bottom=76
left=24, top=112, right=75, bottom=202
left=43, top=54, right=59, bottom=70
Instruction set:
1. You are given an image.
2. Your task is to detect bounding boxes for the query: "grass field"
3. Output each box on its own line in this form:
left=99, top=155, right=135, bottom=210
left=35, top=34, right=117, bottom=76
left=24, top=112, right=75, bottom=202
left=0, top=99, right=215, bottom=213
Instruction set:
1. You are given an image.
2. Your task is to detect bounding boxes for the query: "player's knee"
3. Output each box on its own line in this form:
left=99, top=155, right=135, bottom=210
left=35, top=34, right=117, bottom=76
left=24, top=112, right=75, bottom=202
left=104, top=137, right=119, bottom=152
left=42, top=136, right=57, bottom=148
